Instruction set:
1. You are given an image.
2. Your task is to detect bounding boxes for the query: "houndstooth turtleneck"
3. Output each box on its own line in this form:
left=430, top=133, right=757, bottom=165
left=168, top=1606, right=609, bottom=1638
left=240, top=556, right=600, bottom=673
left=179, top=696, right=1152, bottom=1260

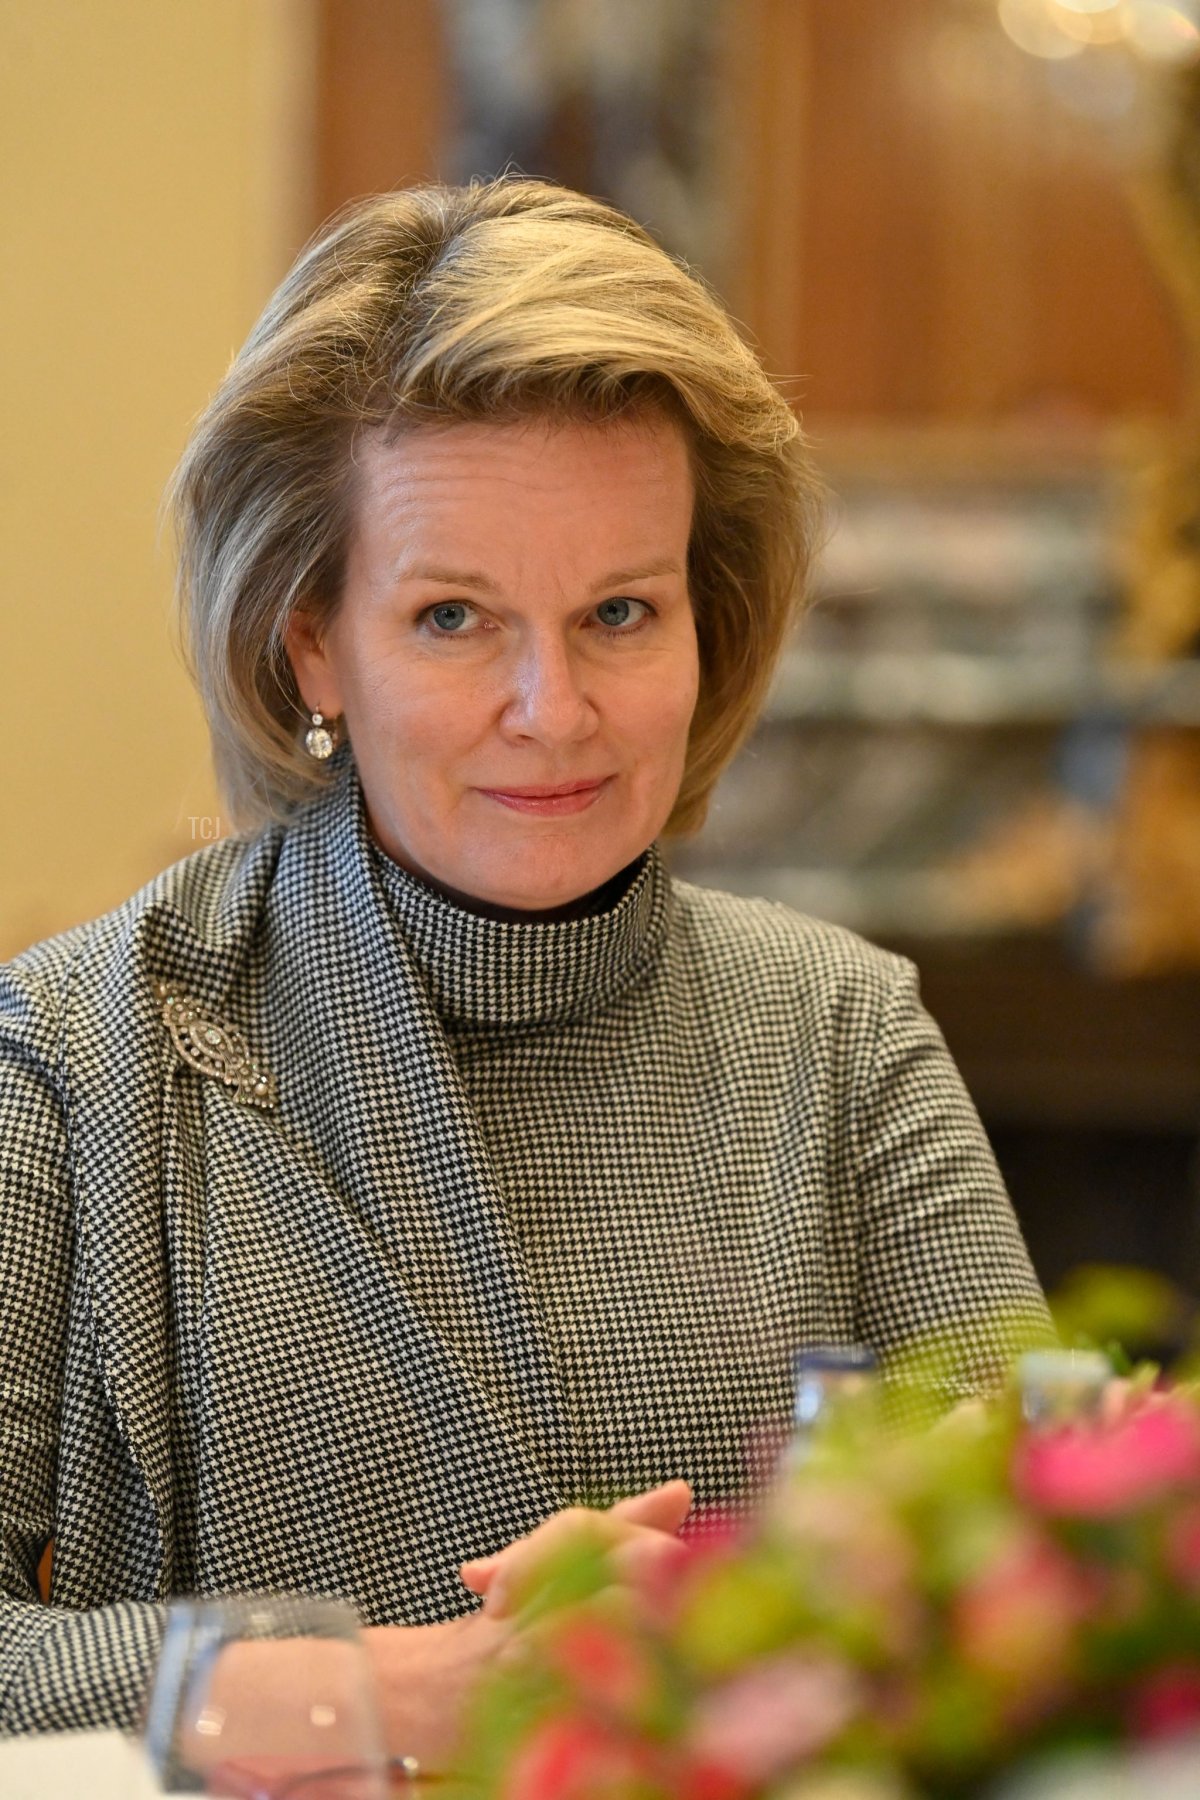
left=370, top=842, right=666, bottom=1032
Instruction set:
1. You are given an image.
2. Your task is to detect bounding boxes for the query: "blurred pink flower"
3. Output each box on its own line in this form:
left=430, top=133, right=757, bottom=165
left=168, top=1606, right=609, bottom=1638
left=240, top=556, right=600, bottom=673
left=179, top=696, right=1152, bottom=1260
left=501, top=1714, right=647, bottom=1800
left=1128, top=1663, right=1200, bottom=1740
left=669, top=1760, right=752, bottom=1800
left=771, top=1480, right=920, bottom=1655
left=687, top=1653, right=862, bottom=1784
left=549, top=1615, right=654, bottom=1720
left=1014, top=1400, right=1200, bottom=1518
left=775, top=1482, right=915, bottom=1602
left=953, top=1530, right=1092, bottom=1696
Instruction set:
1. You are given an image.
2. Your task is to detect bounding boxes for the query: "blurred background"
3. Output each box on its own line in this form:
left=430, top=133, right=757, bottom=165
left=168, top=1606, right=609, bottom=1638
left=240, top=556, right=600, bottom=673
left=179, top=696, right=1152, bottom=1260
left=4, top=0, right=1200, bottom=1291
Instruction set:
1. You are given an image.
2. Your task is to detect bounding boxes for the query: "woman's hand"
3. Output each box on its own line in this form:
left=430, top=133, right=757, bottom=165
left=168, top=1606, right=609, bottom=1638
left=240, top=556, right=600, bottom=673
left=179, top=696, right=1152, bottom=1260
left=459, top=1477, right=694, bottom=1620
left=361, top=1481, right=692, bottom=1767
left=361, top=1611, right=514, bottom=1769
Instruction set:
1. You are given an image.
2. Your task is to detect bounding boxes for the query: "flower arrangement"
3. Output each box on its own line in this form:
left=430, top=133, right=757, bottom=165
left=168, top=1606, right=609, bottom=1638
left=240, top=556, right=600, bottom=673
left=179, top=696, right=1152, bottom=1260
left=453, top=1270, right=1200, bottom=1800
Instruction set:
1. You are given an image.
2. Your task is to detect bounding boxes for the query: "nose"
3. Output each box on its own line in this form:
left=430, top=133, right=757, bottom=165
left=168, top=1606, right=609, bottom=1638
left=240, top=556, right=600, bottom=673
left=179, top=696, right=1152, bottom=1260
left=500, top=631, right=598, bottom=748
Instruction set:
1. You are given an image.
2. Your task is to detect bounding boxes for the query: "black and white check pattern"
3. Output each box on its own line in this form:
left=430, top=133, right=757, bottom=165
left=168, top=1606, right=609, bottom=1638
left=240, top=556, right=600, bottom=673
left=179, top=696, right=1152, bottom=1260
left=0, top=751, right=1049, bottom=1734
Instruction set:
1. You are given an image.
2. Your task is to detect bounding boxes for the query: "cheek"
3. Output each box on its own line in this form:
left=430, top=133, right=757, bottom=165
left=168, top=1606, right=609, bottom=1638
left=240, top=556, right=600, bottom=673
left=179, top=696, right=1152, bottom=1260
left=348, top=656, right=485, bottom=759
left=629, top=653, right=699, bottom=760
left=608, top=685, right=695, bottom=808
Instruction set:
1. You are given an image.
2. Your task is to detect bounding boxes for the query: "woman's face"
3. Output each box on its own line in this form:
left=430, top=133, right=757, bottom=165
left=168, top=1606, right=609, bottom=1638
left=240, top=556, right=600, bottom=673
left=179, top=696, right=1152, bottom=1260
left=285, top=412, right=700, bottom=913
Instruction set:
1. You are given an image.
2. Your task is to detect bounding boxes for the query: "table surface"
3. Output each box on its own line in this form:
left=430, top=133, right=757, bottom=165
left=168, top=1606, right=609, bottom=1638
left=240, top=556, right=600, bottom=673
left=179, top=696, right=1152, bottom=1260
left=0, top=1731, right=162, bottom=1798
left=0, top=1732, right=430, bottom=1797
left=8, top=1725, right=1200, bottom=1799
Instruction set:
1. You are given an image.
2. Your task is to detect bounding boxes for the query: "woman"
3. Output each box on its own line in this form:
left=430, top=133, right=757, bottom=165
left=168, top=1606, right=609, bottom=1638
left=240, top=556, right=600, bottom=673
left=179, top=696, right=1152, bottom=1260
left=0, top=176, right=1049, bottom=1755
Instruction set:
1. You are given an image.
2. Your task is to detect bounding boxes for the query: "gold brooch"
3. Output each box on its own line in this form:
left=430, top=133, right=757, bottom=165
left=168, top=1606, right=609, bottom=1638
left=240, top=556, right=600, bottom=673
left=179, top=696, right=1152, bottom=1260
left=154, top=979, right=277, bottom=1109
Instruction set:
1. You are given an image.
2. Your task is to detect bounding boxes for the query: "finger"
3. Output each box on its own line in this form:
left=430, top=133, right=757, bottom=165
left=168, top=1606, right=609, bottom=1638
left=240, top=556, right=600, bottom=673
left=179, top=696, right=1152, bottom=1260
left=481, top=1573, right=517, bottom=1619
left=481, top=1519, right=610, bottom=1620
left=482, top=1517, right=684, bottom=1620
left=466, top=1491, right=694, bottom=1618
left=484, top=1530, right=686, bottom=1620
left=460, top=1506, right=600, bottom=1598
left=481, top=1539, right=597, bottom=1620
left=609, top=1528, right=691, bottom=1590
left=608, top=1479, right=693, bottom=1533
left=459, top=1556, right=499, bottom=1595
left=467, top=1509, right=609, bottom=1615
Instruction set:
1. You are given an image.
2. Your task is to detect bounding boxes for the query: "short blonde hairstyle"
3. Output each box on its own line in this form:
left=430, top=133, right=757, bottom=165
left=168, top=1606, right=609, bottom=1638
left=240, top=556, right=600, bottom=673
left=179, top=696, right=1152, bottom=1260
left=170, top=176, right=823, bottom=837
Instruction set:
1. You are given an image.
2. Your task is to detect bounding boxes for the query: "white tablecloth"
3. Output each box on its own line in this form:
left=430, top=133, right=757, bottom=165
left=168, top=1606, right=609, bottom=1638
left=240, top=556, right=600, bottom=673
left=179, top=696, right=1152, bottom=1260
left=0, top=1731, right=163, bottom=1798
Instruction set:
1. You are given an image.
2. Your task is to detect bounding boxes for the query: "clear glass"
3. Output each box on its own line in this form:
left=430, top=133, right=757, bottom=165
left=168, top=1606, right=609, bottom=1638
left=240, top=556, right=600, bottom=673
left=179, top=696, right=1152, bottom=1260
left=792, top=1344, right=879, bottom=1431
left=779, top=1343, right=880, bottom=1478
left=139, top=1595, right=390, bottom=1799
left=1018, top=1348, right=1112, bottom=1429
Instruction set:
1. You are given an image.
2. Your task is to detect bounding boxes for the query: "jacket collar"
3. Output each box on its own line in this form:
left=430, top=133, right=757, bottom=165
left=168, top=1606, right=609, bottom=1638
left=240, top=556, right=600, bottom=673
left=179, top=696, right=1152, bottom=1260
left=63, top=755, right=580, bottom=1596
left=254, top=754, right=578, bottom=1467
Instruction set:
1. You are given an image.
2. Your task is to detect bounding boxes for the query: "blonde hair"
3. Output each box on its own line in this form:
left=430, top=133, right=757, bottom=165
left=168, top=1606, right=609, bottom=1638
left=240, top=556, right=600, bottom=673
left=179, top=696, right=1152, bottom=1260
left=170, top=175, right=823, bottom=836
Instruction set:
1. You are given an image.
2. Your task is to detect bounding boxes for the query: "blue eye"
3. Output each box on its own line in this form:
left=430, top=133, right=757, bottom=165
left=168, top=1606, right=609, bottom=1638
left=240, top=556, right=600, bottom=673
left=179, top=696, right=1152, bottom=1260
left=595, top=598, right=649, bottom=631
left=428, top=602, right=474, bottom=633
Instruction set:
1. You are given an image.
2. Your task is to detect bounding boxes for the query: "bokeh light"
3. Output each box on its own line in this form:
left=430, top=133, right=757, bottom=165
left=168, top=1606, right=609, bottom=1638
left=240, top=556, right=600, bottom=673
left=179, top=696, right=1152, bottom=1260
left=998, top=0, right=1085, bottom=58
left=1054, top=2, right=1128, bottom=41
left=998, top=0, right=1200, bottom=62
left=1120, top=0, right=1200, bottom=61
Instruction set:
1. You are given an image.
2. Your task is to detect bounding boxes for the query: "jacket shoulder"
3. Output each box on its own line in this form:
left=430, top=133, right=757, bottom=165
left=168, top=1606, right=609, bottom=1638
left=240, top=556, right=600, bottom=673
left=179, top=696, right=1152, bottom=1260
left=668, top=876, right=913, bottom=1012
left=1, top=826, right=284, bottom=1042
left=665, top=874, right=921, bottom=1051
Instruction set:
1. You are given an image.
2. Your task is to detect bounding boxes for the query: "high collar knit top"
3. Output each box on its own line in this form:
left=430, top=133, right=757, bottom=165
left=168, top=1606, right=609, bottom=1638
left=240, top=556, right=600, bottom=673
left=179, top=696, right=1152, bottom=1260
left=369, top=839, right=671, bottom=1032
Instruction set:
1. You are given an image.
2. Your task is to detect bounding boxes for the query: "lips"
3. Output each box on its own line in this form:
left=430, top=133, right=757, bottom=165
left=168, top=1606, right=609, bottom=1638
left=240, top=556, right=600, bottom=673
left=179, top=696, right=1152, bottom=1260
left=486, top=779, right=607, bottom=799
left=478, top=777, right=612, bottom=816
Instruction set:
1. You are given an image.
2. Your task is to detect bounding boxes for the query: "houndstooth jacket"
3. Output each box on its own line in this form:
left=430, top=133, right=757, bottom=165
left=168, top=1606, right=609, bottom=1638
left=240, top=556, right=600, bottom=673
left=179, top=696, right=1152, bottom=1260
left=0, top=753, right=1049, bottom=1735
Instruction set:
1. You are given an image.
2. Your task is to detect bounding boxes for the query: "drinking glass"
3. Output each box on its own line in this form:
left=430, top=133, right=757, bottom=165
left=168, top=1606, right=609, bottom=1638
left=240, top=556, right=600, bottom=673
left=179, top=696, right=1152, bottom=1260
left=139, top=1594, right=395, bottom=1798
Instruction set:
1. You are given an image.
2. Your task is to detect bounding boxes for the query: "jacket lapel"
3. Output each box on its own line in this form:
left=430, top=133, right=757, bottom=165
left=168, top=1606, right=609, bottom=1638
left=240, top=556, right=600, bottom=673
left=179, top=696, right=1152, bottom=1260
left=257, top=762, right=576, bottom=1476
left=63, top=827, right=282, bottom=1593
left=66, top=758, right=575, bottom=1608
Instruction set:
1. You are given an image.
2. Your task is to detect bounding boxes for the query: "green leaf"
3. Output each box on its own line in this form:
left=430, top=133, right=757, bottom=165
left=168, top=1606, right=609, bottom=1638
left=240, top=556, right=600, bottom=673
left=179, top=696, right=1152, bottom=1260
left=1051, top=1265, right=1190, bottom=1359
left=673, top=1555, right=805, bottom=1676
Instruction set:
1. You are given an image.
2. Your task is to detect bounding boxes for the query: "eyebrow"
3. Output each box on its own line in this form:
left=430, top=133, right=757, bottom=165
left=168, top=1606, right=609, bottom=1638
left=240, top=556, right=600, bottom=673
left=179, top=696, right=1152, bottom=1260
left=394, top=559, right=685, bottom=595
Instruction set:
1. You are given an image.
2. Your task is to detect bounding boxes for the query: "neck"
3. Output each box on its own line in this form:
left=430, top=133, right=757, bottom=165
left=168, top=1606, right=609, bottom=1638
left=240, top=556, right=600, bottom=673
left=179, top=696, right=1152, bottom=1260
left=412, top=867, right=640, bottom=924
left=368, top=829, right=644, bottom=923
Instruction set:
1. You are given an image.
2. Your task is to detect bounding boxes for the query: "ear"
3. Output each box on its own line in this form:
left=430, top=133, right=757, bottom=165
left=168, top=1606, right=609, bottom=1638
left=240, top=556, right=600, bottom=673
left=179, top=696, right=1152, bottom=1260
left=283, top=608, right=345, bottom=718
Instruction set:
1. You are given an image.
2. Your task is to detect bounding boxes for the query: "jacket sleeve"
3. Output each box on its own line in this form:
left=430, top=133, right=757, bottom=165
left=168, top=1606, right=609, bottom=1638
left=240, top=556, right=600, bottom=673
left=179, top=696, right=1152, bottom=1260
left=851, top=954, right=1055, bottom=1394
left=0, top=948, right=164, bottom=1735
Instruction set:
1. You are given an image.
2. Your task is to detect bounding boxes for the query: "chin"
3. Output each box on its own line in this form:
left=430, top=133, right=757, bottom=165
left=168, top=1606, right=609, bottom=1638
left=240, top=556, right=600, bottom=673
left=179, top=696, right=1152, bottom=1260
left=470, top=843, right=630, bottom=913
left=476, top=870, right=600, bottom=913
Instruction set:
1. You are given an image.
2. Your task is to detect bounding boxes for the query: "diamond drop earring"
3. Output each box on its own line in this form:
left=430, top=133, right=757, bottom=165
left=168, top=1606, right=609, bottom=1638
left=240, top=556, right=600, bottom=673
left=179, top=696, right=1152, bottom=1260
left=304, top=710, right=336, bottom=761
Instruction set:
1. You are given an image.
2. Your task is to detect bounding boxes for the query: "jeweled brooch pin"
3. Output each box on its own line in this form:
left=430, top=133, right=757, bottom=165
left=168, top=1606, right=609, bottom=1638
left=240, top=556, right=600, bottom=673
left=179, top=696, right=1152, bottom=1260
left=154, top=979, right=277, bottom=1109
